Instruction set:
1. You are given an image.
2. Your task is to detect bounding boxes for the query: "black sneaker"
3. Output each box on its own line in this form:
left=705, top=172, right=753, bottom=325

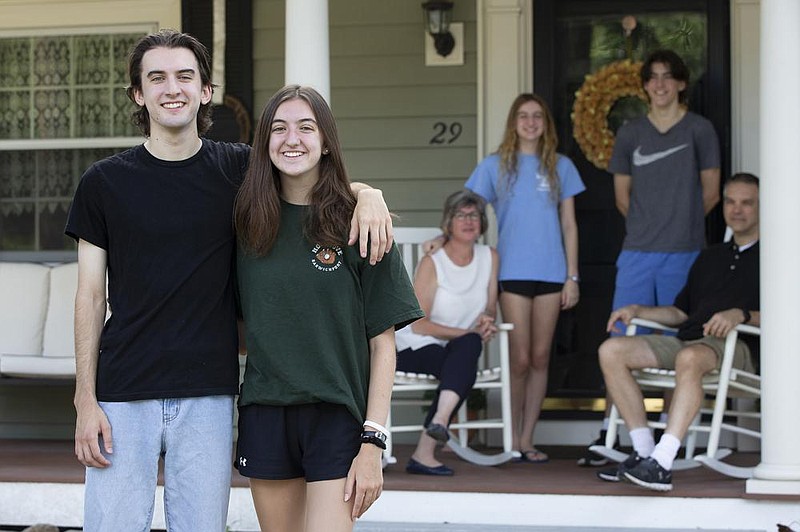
left=577, top=430, right=619, bottom=467
left=624, top=457, right=673, bottom=491
left=596, top=451, right=641, bottom=482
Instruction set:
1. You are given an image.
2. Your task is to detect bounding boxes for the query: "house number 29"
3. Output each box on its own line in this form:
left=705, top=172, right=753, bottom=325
left=429, top=121, right=462, bottom=144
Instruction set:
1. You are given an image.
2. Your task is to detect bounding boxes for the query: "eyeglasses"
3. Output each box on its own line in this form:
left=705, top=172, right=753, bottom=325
left=453, top=212, right=481, bottom=221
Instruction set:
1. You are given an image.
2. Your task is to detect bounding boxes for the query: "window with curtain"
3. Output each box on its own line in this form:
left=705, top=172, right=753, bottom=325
left=0, top=31, right=145, bottom=256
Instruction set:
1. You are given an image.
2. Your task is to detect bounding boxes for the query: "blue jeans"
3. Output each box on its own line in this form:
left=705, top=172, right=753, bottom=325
left=83, top=396, right=234, bottom=532
left=611, top=250, right=700, bottom=336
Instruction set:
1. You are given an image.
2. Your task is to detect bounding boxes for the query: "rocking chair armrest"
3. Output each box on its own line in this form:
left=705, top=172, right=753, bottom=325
left=627, top=318, right=678, bottom=336
left=735, top=323, right=760, bottom=337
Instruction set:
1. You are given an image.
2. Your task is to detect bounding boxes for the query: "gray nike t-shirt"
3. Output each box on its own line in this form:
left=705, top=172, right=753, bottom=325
left=609, top=112, right=720, bottom=252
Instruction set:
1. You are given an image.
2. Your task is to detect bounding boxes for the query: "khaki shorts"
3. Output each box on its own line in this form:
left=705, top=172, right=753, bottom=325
left=640, top=335, right=754, bottom=373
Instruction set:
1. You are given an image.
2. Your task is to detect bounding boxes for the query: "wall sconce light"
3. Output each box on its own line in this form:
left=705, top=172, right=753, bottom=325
left=422, top=1, right=455, bottom=57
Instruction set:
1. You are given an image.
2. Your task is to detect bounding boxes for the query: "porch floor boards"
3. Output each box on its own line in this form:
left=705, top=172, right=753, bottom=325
left=0, top=438, right=770, bottom=500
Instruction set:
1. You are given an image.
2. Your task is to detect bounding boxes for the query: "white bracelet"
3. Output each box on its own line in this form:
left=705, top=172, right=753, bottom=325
left=363, top=419, right=388, bottom=434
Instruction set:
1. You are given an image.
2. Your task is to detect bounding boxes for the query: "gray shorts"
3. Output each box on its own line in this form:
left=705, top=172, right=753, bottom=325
left=641, top=335, right=754, bottom=373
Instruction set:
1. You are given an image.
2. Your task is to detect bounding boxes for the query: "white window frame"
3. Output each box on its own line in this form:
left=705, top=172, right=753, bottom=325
left=0, top=24, right=155, bottom=261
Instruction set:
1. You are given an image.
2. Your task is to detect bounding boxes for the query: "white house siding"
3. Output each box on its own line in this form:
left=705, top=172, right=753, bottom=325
left=253, top=0, right=479, bottom=227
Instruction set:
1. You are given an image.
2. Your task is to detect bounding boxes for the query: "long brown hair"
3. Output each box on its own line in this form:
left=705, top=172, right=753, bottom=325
left=496, top=93, right=560, bottom=201
left=234, top=85, right=356, bottom=255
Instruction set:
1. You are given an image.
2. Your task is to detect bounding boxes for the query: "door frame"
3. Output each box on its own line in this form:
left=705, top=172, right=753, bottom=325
left=533, top=0, right=731, bottom=239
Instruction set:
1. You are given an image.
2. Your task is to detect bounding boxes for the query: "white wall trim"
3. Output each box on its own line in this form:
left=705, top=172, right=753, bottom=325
left=478, top=0, right=531, bottom=159
left=730, top=0, right=761, bottom=174
left=0, top=138, right=143, bottom=151
left=0, top=0, right=180, bottom=31
left=0, top=23, right=155, bottom=38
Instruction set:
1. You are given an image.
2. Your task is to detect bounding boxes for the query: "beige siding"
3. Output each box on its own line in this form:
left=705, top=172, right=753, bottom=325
left=253, top=0, right=478, bottom=226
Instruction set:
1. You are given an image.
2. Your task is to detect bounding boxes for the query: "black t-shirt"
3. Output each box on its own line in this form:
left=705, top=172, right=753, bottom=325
left=674, top=241, right=760, bottom=358
left=65, top=139, right=250, bottom=401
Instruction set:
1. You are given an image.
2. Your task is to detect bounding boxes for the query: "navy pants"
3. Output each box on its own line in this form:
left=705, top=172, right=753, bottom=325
left=397, top=332, right=482, bottom=427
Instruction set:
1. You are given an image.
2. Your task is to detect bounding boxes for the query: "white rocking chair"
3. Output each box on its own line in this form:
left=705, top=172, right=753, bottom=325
left=592, top=317, right=761, bottom=478
left=386, top=227, right=517, bottom=466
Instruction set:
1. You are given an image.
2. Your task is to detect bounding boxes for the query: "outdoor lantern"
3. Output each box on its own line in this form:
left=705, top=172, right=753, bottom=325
left=422, top=1, right=455, bottom=57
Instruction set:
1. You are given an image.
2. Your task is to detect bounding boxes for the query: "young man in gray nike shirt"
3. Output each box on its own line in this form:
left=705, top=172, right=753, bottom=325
left=608, top=49, right=720, bottom=329
left=578, top=50, right=720, bottom=468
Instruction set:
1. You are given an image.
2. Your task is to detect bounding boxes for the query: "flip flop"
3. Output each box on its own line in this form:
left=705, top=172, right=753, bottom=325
left=515, top=449, right=549, bottom=463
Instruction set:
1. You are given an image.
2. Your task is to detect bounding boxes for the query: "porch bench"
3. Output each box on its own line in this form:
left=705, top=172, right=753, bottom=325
left=0, top=262, right=79, bottom=380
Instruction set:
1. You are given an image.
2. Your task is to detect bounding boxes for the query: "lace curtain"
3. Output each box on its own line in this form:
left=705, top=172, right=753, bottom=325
left=0, top=32, right=142, bottom=251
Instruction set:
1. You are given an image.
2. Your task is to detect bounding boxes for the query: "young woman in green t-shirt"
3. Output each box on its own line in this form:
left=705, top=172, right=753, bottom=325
left=232, top=85, right=422, bottom=532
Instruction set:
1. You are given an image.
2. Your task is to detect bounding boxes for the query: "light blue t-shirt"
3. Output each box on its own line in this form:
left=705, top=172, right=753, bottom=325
left=466, top=153, right=585, bottom=283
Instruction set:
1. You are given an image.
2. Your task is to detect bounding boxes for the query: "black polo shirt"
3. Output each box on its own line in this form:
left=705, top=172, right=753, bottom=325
left=674, top=240, right=759, bottom=362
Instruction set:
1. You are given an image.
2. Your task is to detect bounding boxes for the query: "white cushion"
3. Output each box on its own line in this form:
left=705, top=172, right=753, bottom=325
left=0, top=263, right=50, bottom=356
left=42, top=262, right=79, bottom=358
left=0, top=353, right=75, bottom=378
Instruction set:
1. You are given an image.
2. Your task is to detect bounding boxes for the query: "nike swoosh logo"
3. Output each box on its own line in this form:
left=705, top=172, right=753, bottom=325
left=632, top=144, right=689, bottom=166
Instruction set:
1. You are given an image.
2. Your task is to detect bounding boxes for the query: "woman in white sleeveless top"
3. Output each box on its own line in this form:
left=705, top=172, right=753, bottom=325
left=396, top=190, right=499, bottom=476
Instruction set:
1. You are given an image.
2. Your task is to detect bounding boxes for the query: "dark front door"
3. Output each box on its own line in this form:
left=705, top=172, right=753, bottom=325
left=533, top=0, right=730, bottom=400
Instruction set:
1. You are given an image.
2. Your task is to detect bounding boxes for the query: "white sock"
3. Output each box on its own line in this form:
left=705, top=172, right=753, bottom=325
left=650, top=433, right=681, bottom=471
left=629, top=427, right=655, bottom=457
left=601, top=417, right=610, bottom=431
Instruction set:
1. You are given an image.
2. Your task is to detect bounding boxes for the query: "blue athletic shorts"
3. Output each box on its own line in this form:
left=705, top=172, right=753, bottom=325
left=611, top=250, right=700, bottom=336
left=236, top=402, right=362, bottom=482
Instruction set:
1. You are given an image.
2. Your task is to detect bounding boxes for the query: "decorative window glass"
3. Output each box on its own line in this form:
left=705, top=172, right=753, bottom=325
left=0, top=30, right=147, bottom=257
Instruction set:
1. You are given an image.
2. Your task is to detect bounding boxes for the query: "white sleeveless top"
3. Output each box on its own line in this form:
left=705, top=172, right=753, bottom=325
left=396, top=244, right=493, bottom=351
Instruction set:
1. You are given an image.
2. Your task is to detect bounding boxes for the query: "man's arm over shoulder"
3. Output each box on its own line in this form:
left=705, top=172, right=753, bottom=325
left=348, top=183, right=393, bottom=265
left=74, top=239, right=112, bottom=468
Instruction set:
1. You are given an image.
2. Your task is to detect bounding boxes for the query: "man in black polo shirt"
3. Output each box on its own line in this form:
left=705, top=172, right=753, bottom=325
left=595, top=172, right=760, bottom=491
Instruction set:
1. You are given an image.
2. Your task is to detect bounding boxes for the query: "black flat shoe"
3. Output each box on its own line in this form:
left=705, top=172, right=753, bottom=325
left=405, top=457, right=454, bottom=476
left=425, top=423, right=450, bottom=443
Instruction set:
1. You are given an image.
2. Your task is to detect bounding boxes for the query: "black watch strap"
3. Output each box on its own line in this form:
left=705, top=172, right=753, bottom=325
left=742, top=308, right=751, bottom=324
left=360, top=430, right=387, bottom=450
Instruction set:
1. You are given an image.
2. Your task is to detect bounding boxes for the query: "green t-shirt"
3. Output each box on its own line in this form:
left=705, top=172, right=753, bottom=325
left=237, top=201, right=423, bottom=423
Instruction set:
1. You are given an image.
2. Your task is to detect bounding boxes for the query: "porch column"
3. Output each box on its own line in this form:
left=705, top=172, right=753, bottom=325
left=284, top=0, right=330, bottom=103
left=477, top=0, right=532, bottom=158
left=746, top=0, right=800, bottom=496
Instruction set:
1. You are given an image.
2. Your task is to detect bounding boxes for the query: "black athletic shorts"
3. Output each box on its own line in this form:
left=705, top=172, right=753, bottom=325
left=499, top=280, right=563, bottom=297
left=235, top=402, right=361, bottom=482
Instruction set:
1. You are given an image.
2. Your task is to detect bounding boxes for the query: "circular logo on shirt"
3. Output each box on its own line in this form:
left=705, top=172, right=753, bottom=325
left=311, top=244, right=343, bottom=272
